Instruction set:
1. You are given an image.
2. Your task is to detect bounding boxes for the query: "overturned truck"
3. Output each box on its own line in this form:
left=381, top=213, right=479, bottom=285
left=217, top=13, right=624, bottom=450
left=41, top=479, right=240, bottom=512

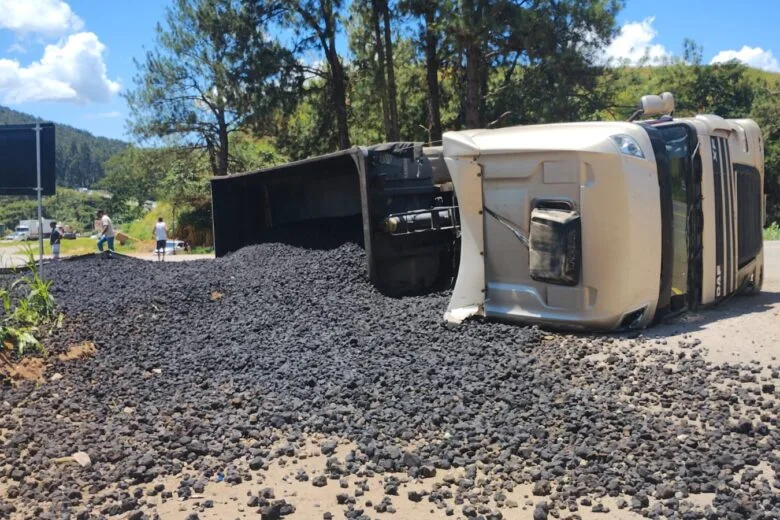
left=211, top=93, right=765, bottom=331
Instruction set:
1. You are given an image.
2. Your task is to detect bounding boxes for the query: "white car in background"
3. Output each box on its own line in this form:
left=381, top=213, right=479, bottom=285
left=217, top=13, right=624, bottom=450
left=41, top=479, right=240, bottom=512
left=153, top=240, right=189, bottom=256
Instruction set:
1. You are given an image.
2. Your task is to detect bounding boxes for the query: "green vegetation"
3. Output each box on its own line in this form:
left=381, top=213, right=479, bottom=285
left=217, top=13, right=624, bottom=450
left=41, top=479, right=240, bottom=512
left=1, top=249, right=62, bottom=358
left=5, top=1, right=780, bottom=247
left=0, top=238, right=137, bottom=256
left=98, top=135, right=283, bottom=245
left=125, top=0, right=295, bottom=177
left=0, top=187, right=107, bottom=236
left=765, top=222, right=780, bottom=241
left=125, top=202, right=174, bottom=241
left=0, top=105, right=127, bottom=188
left=117, top=0, right=779, bottom=239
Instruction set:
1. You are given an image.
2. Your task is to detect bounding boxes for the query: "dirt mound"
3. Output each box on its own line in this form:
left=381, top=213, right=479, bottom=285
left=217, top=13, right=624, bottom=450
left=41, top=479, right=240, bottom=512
left=0, top=352, right=46, bottom=383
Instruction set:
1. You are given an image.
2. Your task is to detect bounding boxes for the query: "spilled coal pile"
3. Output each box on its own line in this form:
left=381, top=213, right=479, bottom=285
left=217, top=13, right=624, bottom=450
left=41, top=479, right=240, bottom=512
left=0, top=238, right=778, bottom=520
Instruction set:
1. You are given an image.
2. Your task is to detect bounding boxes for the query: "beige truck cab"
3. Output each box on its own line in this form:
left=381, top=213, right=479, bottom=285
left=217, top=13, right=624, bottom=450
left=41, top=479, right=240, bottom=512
left=444, top=93, right=765, bottom=330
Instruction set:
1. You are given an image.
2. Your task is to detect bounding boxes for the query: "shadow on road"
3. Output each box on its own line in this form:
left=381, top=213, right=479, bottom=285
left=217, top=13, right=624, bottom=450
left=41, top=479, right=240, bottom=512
left=614, top=289, right=780, bottom=340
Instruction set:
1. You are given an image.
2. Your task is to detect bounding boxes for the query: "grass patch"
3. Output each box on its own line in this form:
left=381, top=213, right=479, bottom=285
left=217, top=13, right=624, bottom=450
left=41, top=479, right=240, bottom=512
left=765, top=222, right=780, bottom=241
left=125, top=202, right=174, bottom=241
left=0, top=238, right=137, bottom=256
left=1, top=250, right=63, bottom=358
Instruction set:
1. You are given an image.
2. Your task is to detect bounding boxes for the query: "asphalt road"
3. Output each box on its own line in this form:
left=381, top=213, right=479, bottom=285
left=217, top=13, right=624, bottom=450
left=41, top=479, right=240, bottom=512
left=630, top=241, right=780, bottom=364
left=0, top=244, right=29, bottom=269
left=0, top=243, right=215, bottom=268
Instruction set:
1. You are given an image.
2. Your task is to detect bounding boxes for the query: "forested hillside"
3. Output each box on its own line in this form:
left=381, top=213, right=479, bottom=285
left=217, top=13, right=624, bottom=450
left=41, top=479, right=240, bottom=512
left=0, top=105, right=127, bottom=188
left=0, top=187, right=106, bottom=235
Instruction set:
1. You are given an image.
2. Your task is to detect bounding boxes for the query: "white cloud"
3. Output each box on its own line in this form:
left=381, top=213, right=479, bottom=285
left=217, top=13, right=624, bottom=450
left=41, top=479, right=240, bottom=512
left=604, top=17, right=670, bottom=65
left=0, top=0, right=83, bottom=37
left=85, top=111, right=121, bottom=120
left=7, top=43, right=26, bottom=54
left=0, top=32, right=121, bottom=104
left=710, top=46, right=780, bottom=72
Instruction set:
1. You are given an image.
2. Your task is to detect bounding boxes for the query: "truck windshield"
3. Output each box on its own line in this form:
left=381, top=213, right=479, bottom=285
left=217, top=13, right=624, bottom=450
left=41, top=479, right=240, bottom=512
left=657, top=125, right=690, bottom=302
left=640, top=121, right=702, bottom=319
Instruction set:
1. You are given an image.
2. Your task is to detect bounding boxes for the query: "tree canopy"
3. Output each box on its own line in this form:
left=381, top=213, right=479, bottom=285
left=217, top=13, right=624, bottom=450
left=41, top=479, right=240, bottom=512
left=118, top=0, right=780, bottom=226
left=125, top=0, right=297, bottom=176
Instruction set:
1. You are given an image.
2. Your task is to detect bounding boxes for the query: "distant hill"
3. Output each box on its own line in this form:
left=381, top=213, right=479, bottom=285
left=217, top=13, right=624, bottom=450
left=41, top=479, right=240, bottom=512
left=0, top=105, right=128, bottom=188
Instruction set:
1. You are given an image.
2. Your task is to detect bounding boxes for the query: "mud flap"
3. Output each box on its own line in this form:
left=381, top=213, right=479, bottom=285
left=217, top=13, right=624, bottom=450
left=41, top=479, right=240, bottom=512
left=442, top=133, right=485, bottom=323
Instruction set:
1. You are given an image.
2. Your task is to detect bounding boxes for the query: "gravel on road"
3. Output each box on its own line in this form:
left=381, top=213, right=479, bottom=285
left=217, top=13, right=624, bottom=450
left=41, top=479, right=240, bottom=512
left=0, top=235, right=778, bottom=520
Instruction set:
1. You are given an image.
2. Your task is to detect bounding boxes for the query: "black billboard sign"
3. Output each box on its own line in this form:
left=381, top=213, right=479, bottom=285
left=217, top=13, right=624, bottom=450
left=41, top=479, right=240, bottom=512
left=0, top=123, right=56, bottom=196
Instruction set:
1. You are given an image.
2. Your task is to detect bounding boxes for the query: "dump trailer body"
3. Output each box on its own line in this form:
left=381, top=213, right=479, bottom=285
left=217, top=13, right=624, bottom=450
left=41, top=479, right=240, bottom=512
left=211, top=143, right=457, bottom=295
left=211, top=148, right=367, bottom=256
left=444, top=115, right=764, bottom=331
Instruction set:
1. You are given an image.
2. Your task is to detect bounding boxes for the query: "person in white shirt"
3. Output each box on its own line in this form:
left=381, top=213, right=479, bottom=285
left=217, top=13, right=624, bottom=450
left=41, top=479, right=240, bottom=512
left=96, top=210, right=115, bottom=256
left=153, top=217, right=168, bottom=261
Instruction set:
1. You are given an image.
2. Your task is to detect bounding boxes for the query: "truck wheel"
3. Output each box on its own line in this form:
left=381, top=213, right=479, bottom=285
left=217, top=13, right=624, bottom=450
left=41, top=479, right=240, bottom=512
left=744, top=267, right=763, bottom=296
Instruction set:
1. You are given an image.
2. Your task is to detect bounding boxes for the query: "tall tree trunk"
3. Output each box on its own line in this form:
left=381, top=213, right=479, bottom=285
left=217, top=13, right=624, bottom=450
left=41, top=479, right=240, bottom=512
left=204, top=135, right=219, bottom=177
left=478, top=59, right=489, bottom=127
left=380, top=0, right=399, bottom=141
left=370, top=0, right=392, bottom=140
left=465, top=42, right=482, bottom=128
left=328, top=50, right=351, bottom=150
left=216, top=108, right=229, bottom=176
left=424, top=6, right=442, bottom=143
left=463, top=0, right=482, bottom=129
left=297, top=1, right=351, bottom=150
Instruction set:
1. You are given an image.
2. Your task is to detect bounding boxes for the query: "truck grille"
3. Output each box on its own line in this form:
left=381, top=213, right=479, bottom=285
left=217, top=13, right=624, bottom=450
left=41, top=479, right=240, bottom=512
left=710, top=136, right=737, bottom=299
left=735, top=164, right=762, bottom=268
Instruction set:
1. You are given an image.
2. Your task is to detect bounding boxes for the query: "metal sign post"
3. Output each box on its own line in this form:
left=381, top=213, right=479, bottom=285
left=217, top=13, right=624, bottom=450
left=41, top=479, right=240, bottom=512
left=35, top=124, right=43, bottom=274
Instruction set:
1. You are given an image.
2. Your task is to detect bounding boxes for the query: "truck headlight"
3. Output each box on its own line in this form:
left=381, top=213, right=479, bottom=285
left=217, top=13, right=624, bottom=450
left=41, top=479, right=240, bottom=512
left=610, top=134, right=645, bottom=159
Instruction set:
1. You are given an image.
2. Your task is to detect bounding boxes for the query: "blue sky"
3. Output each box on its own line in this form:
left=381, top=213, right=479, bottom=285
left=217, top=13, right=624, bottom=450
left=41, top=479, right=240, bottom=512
left=0, top=0, right=778, bottom=141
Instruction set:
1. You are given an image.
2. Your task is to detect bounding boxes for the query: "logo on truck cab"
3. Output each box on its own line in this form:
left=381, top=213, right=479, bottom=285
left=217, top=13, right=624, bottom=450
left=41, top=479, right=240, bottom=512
left=716, top=264, right=722, bottom=298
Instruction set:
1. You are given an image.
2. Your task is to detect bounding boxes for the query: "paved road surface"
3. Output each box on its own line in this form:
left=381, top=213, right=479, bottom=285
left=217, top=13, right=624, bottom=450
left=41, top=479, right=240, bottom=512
left=0, top=244, right=33, bottom=269
left=0, top=245, right=215, bottom=268
left=123, top=252, right=215, bottom=263
left=622, top=241, right=780, bottom=364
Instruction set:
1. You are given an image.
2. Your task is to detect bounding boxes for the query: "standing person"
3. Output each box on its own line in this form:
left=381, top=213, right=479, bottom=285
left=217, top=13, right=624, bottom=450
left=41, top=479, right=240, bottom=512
left=50, top=222, right=62, bottom=261
left=153, top=217, right=168, bottom=261
left=96, top=210, right=115, bottom=257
